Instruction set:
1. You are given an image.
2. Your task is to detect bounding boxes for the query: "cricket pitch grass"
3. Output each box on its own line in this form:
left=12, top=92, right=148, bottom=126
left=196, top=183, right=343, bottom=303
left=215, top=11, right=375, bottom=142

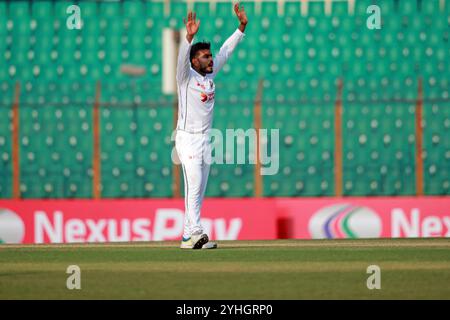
left=1, top=239, right=449, bottom=299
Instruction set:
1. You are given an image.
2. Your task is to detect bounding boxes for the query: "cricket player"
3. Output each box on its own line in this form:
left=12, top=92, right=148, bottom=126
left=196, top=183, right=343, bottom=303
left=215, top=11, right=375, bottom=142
left=175, top=4, right=248, bottom=249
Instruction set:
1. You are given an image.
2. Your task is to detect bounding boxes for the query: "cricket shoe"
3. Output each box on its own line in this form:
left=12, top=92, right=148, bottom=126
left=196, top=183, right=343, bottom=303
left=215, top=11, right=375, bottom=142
left=180, top=237, right=217, bottom=249
left=191, top=232, right=209, bottom=249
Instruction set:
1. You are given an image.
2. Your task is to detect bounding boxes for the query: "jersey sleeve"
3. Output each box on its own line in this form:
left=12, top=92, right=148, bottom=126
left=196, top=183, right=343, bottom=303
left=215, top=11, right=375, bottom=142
left=211, top=28, right=245, bottom=78
left=176, top=36, right=193, bottom=84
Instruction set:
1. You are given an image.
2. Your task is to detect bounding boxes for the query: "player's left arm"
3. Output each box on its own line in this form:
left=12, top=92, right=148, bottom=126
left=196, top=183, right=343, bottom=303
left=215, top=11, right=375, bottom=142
left=236, top=2, right=248, bottom=33
left=211, top=2, right=248, bottom=77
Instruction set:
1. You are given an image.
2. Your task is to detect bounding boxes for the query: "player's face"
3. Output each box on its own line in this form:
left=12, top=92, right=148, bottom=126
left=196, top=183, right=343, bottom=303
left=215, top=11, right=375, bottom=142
left=194, top=49, right=214, bottom=74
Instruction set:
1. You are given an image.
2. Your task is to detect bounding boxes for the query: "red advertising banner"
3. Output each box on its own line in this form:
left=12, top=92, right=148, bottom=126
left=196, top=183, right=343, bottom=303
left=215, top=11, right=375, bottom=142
left=0, top=199, right=277, bottom=244
left=276, top=197, right=450, bottom=239
left=0, top=197, right=448, bottom=244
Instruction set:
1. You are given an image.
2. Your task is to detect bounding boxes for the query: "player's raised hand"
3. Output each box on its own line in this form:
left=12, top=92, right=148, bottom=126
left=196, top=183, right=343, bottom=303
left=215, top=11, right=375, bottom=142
left=234, top=2, right=248, bottom=27
left=183, top=11, right=200, bottom=42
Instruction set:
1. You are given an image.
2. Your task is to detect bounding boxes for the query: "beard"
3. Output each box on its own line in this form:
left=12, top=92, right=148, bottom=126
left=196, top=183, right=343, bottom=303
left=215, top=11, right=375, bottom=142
left=202, top=66, right=213, bottom=74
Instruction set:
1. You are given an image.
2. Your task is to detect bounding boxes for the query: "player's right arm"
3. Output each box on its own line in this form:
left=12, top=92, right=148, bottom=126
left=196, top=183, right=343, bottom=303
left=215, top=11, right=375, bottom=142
left=177, top=11, right=200, bottom=84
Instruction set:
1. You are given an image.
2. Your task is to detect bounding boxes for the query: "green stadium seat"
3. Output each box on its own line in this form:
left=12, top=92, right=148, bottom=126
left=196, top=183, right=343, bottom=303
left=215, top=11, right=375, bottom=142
left=0, top=0, right=448, bottom=198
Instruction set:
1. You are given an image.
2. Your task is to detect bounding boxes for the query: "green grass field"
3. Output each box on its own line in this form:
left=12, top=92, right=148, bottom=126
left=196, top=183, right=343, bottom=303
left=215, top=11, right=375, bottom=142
left=1, top=239, right=449, bottom=299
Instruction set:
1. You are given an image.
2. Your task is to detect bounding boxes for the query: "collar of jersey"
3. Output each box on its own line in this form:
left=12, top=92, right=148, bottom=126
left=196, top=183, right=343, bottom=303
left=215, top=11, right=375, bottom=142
left=190, top=67, right=208, bottom=81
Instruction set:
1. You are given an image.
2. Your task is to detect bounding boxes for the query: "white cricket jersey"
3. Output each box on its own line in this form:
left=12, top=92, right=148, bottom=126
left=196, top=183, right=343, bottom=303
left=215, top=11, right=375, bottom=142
left=176, top=29, right=245, bottom=133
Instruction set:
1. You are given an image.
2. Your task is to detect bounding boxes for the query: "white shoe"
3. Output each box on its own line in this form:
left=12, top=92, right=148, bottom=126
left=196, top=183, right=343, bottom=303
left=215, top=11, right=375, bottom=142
left=201, top=241, right=217, bottom=249
left=180, top=237, right=194, bottom=249
left=191, top=233, right=209, bottom=249
left=180, top=236, right=216, bottom=249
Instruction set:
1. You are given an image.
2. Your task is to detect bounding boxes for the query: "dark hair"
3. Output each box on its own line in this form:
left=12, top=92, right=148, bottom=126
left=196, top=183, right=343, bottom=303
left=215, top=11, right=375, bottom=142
left=190, top=42, right=211, bottom=64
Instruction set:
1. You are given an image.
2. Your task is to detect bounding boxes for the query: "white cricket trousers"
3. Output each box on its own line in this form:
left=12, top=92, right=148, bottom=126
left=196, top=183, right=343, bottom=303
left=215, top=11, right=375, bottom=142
left=175, top=130, right=211, bottom=239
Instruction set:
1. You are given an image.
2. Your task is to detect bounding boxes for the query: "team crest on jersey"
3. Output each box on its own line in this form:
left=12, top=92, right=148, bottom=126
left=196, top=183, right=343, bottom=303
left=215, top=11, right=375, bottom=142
left=200, top=92, right=215, bottom=102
